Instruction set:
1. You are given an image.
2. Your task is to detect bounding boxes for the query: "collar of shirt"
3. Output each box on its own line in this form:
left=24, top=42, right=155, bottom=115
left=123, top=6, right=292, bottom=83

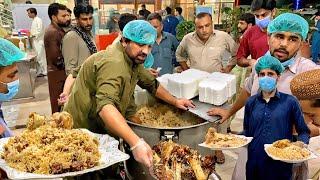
left=287, top=55, right=303, bottom=74
left=257, top=89, right=281, bottom=102
left=51, top=22, right=66, bottom=33
left=115, top=41, right=134, bottom=68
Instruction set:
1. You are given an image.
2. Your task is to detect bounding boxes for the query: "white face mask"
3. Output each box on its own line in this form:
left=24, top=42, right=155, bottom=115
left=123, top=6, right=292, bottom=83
left=315, top=19, right=318, bottom=25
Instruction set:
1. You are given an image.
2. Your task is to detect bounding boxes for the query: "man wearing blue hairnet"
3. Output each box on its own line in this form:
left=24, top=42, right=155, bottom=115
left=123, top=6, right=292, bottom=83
left=0, top=38, right=25, bottom=137
left=63, top=20, right=194, bottom=172
left=244, top=54, right=309, bottom=180
left=208, top=13, right=319, bottom=180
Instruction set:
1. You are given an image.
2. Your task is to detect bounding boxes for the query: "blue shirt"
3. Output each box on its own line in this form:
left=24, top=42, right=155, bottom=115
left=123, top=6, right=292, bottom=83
left=151, top=32, right=179, bottom=75
left=176, top=15, right=184, bottom=23
left=244, top=91, right=310, bottom=180
left=162, top=15, right=179, bottom=36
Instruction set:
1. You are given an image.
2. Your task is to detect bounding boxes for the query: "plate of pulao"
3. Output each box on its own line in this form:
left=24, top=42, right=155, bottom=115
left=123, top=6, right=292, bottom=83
left=199, top=127, right=253, bottom=150
left=0, top=112, right=129, bottom=179
left=264, top=139, right=317, bottom=163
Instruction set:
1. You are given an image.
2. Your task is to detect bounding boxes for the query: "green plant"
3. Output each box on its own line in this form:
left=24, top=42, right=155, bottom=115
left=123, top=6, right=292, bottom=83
left=176, top=21, right=195, bottom=41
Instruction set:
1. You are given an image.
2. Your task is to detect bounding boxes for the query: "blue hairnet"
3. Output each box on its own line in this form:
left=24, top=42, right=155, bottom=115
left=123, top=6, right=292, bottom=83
left=0, top=38, right=25, bottom=67
left=123, top=20, right=157, bottom=45
left=267, top=13, right=309, bottom=40
left=255, top=54, right=285, bottom=75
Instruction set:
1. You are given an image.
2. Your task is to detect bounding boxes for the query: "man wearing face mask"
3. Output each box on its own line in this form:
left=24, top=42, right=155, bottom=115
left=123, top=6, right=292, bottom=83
left=236, top=0, right=276, bottom=67
left=44, top=3, right=70, bottom=113
left=63, top=20, right=194, bottom=171
left=0, top=38, right=25, bottom=137
left=244, top=54, right=309, bottom=180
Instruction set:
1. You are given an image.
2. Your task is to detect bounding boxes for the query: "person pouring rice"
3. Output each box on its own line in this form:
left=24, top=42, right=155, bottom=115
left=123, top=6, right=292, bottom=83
left=63, top=20, right=195, bottom=170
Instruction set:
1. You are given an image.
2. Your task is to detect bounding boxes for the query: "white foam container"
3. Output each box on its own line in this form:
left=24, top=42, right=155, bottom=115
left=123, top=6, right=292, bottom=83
left=208, top=72, right=236, bottom=98
left=167, top=69, right=210, bottom=99
left=199, top=78, right=228, bottom=105
left=156, top=73, right=173, bottom=90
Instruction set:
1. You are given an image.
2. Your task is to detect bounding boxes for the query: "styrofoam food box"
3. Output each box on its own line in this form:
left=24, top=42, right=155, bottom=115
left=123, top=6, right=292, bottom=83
left=208, top=72, right=236, bottom=98
left=167, top=69, right=210, bottom=99
left=199, top=78, right=228, bottom=105
left=156, top=73, right=175, bottom=90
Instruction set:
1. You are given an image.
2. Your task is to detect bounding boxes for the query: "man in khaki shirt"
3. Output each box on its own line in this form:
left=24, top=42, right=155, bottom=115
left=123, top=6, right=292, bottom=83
left=63, top=20, right=194, bottom=170
left=62, top=4, right=96, bottom=75
left=176, top=12, right=238, bottom=73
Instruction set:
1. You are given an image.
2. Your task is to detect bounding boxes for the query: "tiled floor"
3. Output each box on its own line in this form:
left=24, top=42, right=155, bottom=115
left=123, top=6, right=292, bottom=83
left=2, top=77, right=320, bottom=180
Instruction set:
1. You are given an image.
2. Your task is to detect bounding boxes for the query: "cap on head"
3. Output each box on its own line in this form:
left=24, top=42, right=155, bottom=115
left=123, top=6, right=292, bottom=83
left=290, top=69, right=320, bottom=100
left=122, top=20, right=157, bottom=45
left=0, top=38, right=25, bottom=67
left=255, top=54, right=285, bottom=75
left=267, top=13, right=309, bottom=40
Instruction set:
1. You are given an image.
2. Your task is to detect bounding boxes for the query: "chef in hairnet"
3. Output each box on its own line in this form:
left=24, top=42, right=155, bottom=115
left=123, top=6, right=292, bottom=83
left=0, top=38, right=25, bottom=137
left=63, top=20, right=195, bottom=168
left=243, top=54, right=310, bottom=180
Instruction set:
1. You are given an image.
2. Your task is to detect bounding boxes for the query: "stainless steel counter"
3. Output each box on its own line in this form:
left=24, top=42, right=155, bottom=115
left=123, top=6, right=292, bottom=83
left=14, top=53, right=37, bottom=99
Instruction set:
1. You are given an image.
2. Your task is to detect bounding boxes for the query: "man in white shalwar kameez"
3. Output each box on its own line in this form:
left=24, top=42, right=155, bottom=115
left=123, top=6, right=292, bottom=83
left=27, top=7, right=47, bottom=76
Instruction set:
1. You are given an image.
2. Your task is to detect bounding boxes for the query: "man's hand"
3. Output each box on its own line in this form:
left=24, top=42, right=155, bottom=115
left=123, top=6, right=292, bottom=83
left=221, top=65, right=234, bottom=73
left=131, top=139, right=153, bottom=168
left=148, top=68, right=159, bottom=77
left=207, top=108, right=231, bottom=123
left=248, top=59, right=256, bottom=67
left=57, top=92, right=69, bottom=106
left=174, top=98, right=195, bottom=110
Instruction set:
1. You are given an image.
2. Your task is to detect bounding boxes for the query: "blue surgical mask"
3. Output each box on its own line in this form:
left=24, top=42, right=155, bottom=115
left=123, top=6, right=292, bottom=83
left=281, top=56, right=295, bottom=68
left=0, top=80, right=20, bottom=102
left=144, top=53, right=154, bottom=69
left=255, top=15, right=271, bottom=29
left=259, top=76, right=277, bottom=92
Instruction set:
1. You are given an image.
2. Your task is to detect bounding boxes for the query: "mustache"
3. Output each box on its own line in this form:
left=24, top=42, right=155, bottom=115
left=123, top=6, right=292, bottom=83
left=274, top=48, right=289, bottom=55
left=138, top=52, right=147, bottom=58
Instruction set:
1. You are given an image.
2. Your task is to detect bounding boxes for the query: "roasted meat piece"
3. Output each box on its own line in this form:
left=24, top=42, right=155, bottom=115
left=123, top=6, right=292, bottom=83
left=152, top=141, right=217, bottom=180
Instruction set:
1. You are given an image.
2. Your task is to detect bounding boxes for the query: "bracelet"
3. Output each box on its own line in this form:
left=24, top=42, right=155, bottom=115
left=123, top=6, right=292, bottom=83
left=130, top=138, right=144, bottom=151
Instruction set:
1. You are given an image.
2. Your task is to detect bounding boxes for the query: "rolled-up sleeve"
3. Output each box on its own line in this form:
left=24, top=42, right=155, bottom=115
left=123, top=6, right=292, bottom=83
left=95, top=61, right=123, bottom=113
left=175, top=36, right=188, bottom=62
left=137, top=66, right=159, bottom=95
left=62, top=32, right=79, bottom=75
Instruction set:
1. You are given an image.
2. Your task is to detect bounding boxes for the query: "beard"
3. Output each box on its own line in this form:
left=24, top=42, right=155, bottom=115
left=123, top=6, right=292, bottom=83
left=57, top=22, right=68, bottom=28
left=81, top=25, right=93, bottom=32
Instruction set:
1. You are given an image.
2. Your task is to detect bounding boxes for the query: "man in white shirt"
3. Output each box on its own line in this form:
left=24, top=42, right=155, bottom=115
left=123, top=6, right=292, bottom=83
left=27, top=7, right=47, bottom=76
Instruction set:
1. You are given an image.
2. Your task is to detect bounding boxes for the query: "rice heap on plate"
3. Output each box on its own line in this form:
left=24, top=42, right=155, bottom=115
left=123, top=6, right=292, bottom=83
left=152, top=140, right=216, bottom=180
left=1, top=112, right=100, bottom=174
left=135, top=103, right=201, bottom=127
left=204, top=127, right=247, bottom=148
left=266, top=139, right=310, bottom=160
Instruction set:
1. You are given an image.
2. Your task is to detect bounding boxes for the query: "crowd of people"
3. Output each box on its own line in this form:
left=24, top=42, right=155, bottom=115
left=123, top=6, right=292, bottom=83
left=0, top=0, right=320, bottom=179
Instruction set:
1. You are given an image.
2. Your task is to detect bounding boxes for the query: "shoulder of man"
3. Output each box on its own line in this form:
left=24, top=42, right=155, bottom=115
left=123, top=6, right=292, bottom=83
left=294, top=56, right=320, bottom=73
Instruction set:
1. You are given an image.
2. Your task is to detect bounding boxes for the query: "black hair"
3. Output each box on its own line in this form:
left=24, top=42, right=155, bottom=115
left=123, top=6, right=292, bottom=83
left=25, top=0, right=32, bottom=4
left=73, top=4, right=93, bottom=18
left=27, top=8, right=37, bottom=15
left=251, top=0, right=276, bottom=11
left=138, top=9, right=144, bottom=16
left=48, top=3, right=67, bottom=20
left=196, top=12, right=212, bottom=20
left=147, top=13, right=162, bottom=22
left=67, top=8, right=72, bottom=14
left=118, top=13, right=137, bottom=32
left=141, top=4, right=146, bottom=8
left=315, top=11, right=320, bottom=16
left=165, top=7, right=172, bottom=15
left=239, top=13, right=255, bottom=25
left=175, top=7, right=182, bottom=15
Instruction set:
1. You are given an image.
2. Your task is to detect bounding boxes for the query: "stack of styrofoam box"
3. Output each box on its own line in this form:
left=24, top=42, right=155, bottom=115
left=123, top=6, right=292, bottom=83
left=167, top=69, right=210, bottom=99
left=199, top=78, right=228, bottom=105
left=208, top=72, right=237, bottom=98
left=198, top=72, right=236, bottom=105
left=156, top=73, right=174, bottom=90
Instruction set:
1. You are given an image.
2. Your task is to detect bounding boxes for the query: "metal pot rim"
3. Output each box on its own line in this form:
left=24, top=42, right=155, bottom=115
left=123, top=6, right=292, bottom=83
left=126, top=120, right=213, bottom=130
